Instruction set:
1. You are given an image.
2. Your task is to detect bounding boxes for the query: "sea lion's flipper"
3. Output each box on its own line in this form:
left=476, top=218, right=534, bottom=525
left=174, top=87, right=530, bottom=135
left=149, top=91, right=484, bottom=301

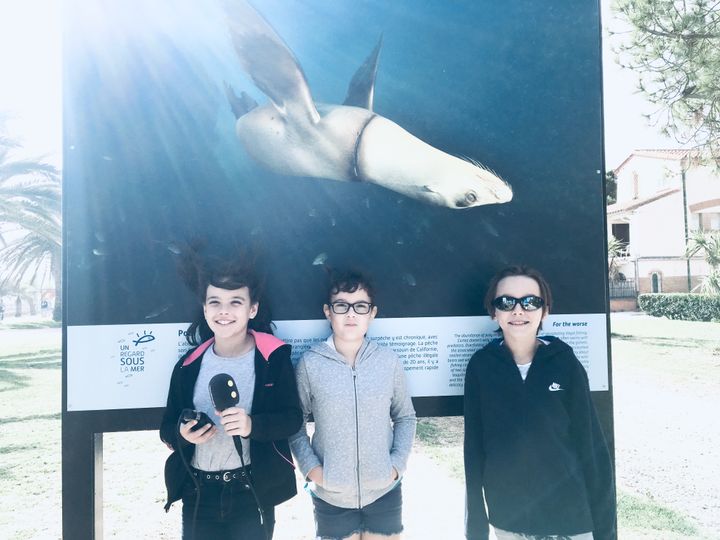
left=222, top=0, right=320, bottom=124
left=225, top=83, right=258, bottom=119
left=343, top=36, right=383, bottom=111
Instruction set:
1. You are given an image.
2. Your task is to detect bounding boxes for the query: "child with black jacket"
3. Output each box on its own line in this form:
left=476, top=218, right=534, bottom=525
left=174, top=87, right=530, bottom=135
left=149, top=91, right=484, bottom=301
left=464, top=265, right=616, bottom=540
left=160, top=254, right=302, bottom=540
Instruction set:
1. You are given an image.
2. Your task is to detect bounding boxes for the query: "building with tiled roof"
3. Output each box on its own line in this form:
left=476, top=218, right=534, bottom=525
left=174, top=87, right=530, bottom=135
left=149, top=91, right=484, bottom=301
left=607, top=149, right=719, bottom=306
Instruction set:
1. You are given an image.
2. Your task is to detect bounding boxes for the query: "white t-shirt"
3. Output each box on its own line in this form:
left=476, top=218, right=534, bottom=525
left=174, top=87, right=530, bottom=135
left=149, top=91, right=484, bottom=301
left=517, top=361, right=532, bottom=381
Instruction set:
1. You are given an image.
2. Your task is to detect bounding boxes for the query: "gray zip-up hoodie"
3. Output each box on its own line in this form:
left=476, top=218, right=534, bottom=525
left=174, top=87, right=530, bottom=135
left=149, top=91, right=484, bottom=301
left=289, top=337, right=417, bottom=509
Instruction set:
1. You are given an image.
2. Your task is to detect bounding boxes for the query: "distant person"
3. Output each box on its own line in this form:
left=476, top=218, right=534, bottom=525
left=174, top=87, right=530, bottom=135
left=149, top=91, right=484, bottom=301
left=464, top=265, right=616, bottom=540
left=290, top=270, right=416, bottom=540
left=160, top=253, right=302, bottom=540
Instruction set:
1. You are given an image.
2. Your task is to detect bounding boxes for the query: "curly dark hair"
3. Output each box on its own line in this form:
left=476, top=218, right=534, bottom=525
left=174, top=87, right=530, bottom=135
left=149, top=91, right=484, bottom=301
left=177, top=243, right=273, bottom=345
left=326, top=268, right=376, bottom=304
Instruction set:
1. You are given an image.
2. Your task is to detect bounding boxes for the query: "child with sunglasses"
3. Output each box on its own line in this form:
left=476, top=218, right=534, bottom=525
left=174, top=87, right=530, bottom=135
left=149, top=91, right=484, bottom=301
left=290, top=270, right=416, bottom=540
left=464, top=265, right=616, bottom=540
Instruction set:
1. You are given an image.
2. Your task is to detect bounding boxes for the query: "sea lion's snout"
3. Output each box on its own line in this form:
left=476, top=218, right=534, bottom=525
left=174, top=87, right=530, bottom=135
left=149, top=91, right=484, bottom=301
left=477, top=176, right=513, bottom=206
left=452, top=182, right=512, bottom=209
left=447, top=169, right=513, bottom=209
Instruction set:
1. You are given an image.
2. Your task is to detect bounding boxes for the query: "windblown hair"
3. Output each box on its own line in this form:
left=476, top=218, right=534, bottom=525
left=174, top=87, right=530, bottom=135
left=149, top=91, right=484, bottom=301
left=326, top=268, right=376, bottom=304
left=178, top=243, right=273, bottom=345
left=483, top=265, right=553, bottom=318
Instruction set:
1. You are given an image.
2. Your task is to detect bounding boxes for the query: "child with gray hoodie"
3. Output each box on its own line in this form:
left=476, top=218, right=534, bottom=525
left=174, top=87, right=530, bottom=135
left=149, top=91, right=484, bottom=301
left=289, top=270, right=416, bottom=540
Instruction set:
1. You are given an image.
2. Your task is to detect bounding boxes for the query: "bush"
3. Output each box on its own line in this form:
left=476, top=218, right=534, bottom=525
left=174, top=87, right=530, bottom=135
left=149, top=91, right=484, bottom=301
left=638, top=293, right=720, bottom=321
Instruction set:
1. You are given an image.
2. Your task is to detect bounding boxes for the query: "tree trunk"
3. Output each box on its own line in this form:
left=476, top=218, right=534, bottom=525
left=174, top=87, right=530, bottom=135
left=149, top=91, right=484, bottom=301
left=25, top=294, right=37, bottom=316
left=15, top=295, right=21, bottom=317
left=51, top=246, right=62, bottom=322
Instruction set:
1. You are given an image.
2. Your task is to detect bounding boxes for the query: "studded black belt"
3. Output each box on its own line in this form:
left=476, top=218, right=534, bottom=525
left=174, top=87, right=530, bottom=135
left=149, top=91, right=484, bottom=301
left=191, top=466, right=252, bottom=487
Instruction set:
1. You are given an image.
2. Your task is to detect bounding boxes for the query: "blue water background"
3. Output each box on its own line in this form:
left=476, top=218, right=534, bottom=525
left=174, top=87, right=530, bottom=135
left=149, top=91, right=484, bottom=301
left=63, top=0, right=605, bottom=324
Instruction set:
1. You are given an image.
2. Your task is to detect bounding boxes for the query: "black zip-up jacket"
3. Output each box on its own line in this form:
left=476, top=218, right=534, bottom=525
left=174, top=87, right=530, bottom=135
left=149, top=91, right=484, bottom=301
left=464, top=336, right=616, bottom=540
left=160, top=331, right=303, bottom=510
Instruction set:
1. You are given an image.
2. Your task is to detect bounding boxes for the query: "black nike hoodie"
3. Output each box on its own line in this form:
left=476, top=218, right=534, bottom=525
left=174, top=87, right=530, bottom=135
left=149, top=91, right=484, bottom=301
left=464, top=336, right=616, bottom=540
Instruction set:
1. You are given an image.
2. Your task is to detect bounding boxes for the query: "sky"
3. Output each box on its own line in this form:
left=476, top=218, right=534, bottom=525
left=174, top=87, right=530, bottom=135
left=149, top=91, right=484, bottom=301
left=0, top=0, right=678, bottom=173
left=600, top=0, right=680, bottom=169
left=0, top=0, right=62, bottom=167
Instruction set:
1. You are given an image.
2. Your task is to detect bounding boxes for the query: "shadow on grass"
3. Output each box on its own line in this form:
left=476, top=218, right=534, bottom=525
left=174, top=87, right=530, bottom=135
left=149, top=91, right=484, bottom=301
left=0, top=353, right=59, bottom=391
left=0, top=443, right=38, bottom=455
left=0, top=320, right=61, bottom=330
left=618, top=490, right=698, bottom=536
left=0, top=412, right=60, bottom=426
left=0, top=369, right=30, bottom=392
left=0, top=349, right=61, bottom=373
left=415, top=419, right=465, bottom=481
left=0, top=349, right=61, bottom=361
left=0, top=356, right=61, bottom=369
left=416, top=420, right=442, bottom=444
left=415, top=417, right=464, bottom=447
left=611, top=333, right=716, bottom=350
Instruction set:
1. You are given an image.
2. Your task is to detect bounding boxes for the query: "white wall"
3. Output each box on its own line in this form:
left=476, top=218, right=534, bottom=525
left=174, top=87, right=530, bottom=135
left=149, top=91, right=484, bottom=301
left=629, top=191, right=685, bottom=257
left=616, top=155, right=681, bottom=203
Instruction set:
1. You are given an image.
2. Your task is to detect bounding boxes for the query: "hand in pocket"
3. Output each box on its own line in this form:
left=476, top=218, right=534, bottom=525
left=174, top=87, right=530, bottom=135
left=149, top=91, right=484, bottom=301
left=307, top=465, right=324, bottom=486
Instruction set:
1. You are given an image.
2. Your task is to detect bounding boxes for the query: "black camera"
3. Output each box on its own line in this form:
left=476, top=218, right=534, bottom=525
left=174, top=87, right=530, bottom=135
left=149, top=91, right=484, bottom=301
left=181, top=408, right=215, bottom=431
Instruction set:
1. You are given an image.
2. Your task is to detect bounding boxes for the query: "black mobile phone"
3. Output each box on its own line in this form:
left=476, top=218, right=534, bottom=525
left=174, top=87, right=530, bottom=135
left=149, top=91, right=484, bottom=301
left=181, top=409, right=215, bottom=431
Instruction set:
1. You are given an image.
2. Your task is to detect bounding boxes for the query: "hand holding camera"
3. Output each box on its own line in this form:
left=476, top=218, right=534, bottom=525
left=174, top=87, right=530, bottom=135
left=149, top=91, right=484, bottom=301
left=179, top=408, right=217, bottom=444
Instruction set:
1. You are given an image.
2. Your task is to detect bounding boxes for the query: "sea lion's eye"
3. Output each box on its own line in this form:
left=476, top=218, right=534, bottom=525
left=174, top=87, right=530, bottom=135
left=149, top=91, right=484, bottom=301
left=465, top=191, right=477, bottom=204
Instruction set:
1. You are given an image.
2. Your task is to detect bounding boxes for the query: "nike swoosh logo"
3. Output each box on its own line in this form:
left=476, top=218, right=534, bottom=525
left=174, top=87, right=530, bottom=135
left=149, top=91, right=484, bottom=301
left=548, top=382, right=563, bottom=392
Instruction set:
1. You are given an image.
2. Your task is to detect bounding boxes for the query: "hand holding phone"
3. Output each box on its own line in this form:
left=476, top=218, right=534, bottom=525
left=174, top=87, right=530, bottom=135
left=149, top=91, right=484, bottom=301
left=181, top=409, right=215, bottom=431
left=179, top=408, right=216, bottom=443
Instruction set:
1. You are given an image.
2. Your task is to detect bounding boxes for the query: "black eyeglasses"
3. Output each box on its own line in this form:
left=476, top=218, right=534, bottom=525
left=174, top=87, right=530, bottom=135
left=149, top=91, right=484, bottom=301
left=492, top=295, right=545, bottom=312
left=329, top=301, right=374, bottom=315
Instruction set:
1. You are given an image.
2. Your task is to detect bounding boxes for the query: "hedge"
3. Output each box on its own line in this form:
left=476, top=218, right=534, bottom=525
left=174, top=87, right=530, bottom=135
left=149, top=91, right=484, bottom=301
left=638, top=293, right=720, bottom=322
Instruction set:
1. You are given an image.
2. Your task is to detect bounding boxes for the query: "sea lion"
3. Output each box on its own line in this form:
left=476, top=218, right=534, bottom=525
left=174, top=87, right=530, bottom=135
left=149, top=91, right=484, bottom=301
left=222, top=0, right=512, bottom=209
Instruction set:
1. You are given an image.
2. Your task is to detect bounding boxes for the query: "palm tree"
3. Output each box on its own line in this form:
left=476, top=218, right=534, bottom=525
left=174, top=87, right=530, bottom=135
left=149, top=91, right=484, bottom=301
left=0, top=131, right=62, bottom=320
left=685, top=230, right=720, bottom=294
left=607, top=235, right=627, bottom=282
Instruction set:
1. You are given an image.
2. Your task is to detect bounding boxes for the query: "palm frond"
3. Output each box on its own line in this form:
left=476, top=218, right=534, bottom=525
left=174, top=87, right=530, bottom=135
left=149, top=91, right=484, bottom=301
left=0, top=233, right=56, bottom=289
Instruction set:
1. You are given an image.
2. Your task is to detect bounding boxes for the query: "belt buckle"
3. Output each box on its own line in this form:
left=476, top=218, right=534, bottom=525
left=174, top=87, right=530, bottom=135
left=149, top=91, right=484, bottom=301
left=222, top=471, right=232, bottom=483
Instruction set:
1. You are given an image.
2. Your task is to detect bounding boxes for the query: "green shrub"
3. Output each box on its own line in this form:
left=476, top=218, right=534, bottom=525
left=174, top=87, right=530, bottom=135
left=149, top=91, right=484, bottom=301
left=638, top=293, right=720, bottom=321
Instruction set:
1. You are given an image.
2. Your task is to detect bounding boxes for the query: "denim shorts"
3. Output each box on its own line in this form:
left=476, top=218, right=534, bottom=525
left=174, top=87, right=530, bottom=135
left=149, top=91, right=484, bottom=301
left=312, top=482, right=403, bottom=539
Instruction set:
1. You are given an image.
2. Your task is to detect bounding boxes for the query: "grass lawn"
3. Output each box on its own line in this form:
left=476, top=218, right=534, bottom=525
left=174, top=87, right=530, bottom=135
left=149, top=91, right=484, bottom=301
left=609, top=314, right=720, bottom=539
left=1, top=316, right=719, bottom=539
left=0, top=328, right=62, bottom=540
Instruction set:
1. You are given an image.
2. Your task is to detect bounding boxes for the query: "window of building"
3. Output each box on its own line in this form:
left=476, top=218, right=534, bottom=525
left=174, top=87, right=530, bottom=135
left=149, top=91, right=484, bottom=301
left=710, top=213, right=720, bottom=230
left=690, top=213, right=700, bottom=230
left=651, top=272, right=662, bottom=293
left=632, top=171, right=639, bottom=199
left=611, top=223, right=630, bottom=245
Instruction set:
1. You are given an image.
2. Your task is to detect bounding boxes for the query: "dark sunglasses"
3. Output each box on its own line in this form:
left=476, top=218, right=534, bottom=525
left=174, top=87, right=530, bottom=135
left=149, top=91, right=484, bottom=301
left=492, top=295, right=545, bottom=312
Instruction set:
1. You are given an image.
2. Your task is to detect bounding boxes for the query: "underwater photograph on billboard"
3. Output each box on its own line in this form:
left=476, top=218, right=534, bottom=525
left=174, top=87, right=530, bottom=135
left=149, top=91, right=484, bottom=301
left=64, top=0, right=606, bottom=325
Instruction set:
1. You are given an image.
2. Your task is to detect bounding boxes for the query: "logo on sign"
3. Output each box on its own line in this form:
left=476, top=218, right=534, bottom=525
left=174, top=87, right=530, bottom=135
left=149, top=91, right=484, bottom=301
left=119, top=329, right=156, bottom=374
left=133, top=330, right=155, bottom=346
